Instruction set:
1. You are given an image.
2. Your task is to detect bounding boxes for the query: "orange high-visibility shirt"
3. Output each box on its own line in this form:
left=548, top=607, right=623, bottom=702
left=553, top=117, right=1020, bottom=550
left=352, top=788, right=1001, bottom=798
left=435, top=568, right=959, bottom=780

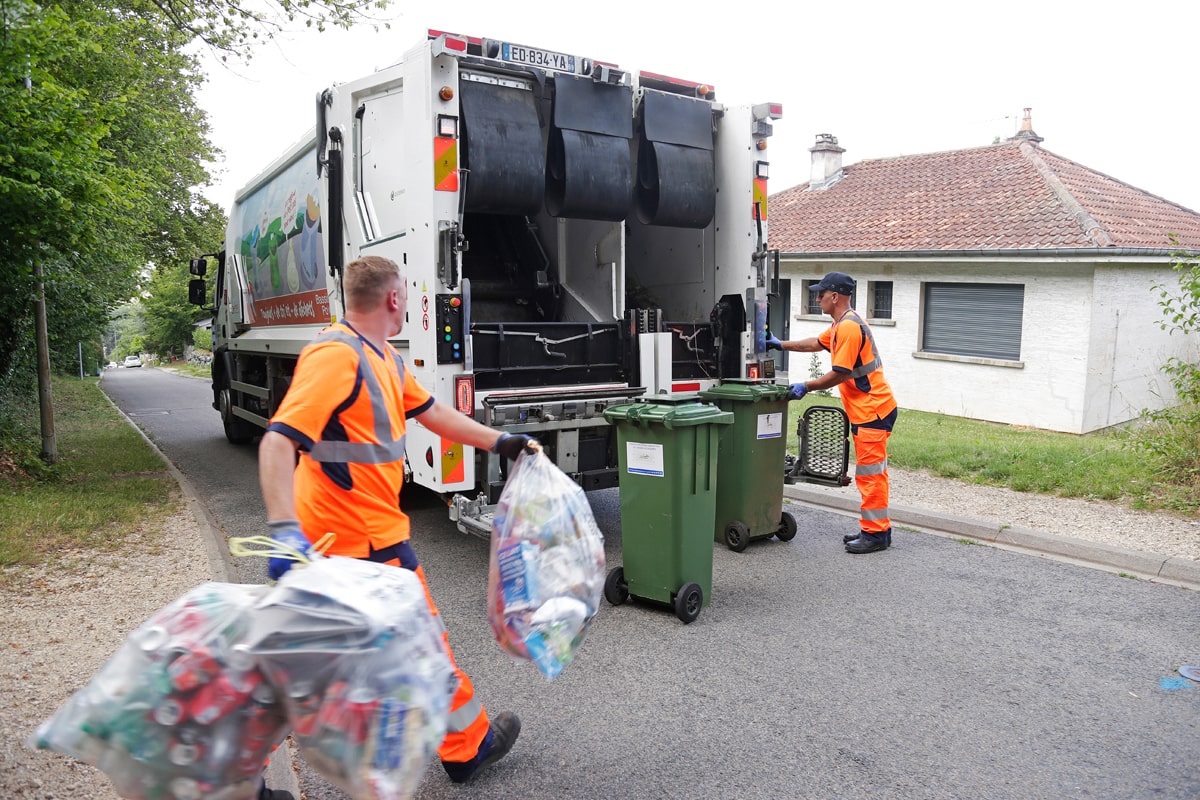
left=818, top=310, right=897, bottom=426
left=267, top=322, right=434, bottom=556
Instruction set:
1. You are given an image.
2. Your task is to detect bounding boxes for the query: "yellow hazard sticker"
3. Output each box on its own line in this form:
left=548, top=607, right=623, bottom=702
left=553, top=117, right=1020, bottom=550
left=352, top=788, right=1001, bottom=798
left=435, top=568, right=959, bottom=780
left=434, top=137, right=458, bottom=192
left=753, top=178, right=768, bottom=220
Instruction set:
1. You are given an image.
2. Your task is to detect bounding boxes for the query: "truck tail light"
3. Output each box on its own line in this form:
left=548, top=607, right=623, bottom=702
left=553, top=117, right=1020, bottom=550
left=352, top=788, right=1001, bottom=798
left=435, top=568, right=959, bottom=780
left=748, top=363, right=761, bottom=379
left=454, top=376, right=475, bottom=415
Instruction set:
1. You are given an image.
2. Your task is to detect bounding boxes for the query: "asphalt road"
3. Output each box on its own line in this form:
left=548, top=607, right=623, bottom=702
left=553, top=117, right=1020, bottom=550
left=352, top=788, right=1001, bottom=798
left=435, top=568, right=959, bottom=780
left=103, top=367, right=1200, bottom=800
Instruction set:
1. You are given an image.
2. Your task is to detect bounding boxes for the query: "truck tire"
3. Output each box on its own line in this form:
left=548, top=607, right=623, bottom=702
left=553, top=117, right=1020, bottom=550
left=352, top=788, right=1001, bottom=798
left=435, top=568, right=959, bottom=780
left=218, top=374, right=258, bottom=445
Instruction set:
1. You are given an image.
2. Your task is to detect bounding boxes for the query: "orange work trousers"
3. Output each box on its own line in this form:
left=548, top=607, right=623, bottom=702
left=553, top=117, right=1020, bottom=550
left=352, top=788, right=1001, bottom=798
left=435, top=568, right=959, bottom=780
left=852, top=426, right=891, bottom=534
left=374, top=544, right=490, bottom=764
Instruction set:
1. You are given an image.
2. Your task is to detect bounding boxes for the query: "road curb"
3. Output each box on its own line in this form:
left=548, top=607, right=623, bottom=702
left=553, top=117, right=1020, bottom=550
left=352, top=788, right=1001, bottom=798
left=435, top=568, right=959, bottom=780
left=783, top=484, right=1200, bottom=591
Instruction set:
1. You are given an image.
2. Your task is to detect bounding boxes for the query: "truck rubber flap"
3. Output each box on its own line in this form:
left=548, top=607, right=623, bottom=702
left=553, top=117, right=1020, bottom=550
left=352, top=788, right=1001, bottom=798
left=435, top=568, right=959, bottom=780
left=635, top=90, right=715, bottom=228
left=546, top=74, right=634, bottom=221
left=460, top=78, right=544, bottom=214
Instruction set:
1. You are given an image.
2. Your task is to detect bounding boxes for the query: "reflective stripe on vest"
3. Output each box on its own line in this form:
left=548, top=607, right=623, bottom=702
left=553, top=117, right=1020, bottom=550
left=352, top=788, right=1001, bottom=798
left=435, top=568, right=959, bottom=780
left=307, top=330, right=408, bottom=465
left=833, top=310, right=881, bottom=379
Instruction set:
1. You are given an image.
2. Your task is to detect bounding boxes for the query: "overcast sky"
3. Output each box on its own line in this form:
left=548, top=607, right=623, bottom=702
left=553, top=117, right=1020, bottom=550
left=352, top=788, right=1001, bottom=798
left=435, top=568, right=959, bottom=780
left=196, top=0, right=1200, bottom=217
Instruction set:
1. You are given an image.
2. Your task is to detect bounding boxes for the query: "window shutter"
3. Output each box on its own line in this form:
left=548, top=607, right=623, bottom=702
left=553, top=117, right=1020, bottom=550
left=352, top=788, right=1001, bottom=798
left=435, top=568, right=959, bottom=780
left=923, top=283, right=1024, bottom=360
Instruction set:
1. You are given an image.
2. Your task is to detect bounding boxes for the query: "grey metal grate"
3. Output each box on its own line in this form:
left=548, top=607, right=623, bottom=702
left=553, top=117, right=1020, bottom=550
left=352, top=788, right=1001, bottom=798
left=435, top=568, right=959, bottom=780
left=797, top=406, right=850, bottom=483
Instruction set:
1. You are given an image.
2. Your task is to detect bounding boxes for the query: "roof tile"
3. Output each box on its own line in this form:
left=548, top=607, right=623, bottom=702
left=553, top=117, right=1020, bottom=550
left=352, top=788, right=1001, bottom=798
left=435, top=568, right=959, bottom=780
left=769, top=142, right=1200, bottom=253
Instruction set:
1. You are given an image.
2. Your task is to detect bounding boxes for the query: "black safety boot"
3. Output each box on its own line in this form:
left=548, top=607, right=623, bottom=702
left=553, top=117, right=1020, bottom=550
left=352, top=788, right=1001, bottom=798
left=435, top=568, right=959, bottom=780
left=258, top=782, right=295, bottom=800
left=442, top=712, right=522, bottom=783
left=845, top=529, right=889, bottom=554
left=844, top=529, right=892, bottom=546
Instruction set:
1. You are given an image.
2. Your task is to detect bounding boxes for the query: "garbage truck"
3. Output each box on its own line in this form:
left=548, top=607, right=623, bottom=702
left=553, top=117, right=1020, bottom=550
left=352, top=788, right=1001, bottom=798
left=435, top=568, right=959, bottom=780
left=188, top=29, right=784, bottom=536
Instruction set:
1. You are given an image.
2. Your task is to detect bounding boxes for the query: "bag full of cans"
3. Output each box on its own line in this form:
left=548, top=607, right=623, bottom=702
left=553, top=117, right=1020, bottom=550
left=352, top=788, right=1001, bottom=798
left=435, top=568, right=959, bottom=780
left=488, top=445, right=605, bottom=679
left=30, top=555, right=457, bottom=800
left=29, top=582, right=287, bottom=800
left=247, top=555, right=458, bottom=800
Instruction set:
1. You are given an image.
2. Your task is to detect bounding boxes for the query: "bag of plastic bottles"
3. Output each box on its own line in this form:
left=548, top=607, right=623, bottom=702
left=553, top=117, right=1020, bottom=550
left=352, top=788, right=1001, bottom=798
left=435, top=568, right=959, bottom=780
left=29, top=582, right=287, bottom=800
left=247, top=555, right=458, bottom=800
left=488, top=445, right=605, bottom=679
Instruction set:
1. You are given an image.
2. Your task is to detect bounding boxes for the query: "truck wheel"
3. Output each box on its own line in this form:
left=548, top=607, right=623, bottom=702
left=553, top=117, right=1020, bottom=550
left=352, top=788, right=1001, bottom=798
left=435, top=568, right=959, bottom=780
left=604, top=567, right=629, bottom=606
left=219, top=377, right=257, bottom=445
left=674, top=582, right=703, bottom=624
left=776, top=511, right=798, bottom=542
left=723, top=520, right=750, bottom=552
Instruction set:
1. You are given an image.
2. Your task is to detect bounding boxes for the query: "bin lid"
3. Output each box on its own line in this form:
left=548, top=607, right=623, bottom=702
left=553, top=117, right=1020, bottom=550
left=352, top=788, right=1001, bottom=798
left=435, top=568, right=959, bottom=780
left=699, top=380, right=790, bottom=403
left=603, top=396, right=733, bottom=428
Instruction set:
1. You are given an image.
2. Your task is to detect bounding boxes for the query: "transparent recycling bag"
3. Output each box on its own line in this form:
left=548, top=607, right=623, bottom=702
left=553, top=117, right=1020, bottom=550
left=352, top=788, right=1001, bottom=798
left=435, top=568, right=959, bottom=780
left=488, top=445, right=605, bottom=679
left=29, top=582, right=287, bottom=800
left=247, top=555, right=458, bottom=800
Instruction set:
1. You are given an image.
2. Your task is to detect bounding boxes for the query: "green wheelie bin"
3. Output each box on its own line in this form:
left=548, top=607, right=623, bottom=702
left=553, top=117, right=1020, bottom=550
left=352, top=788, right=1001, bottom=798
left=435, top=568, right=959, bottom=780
left=698, top=380, right=796, bottom=552
left=601, top=396, right=733, bottom=623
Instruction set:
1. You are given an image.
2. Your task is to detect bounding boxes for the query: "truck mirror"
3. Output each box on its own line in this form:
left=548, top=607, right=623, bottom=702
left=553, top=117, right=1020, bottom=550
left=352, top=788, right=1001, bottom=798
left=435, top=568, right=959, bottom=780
left=189, top=258, right=207, bottom=276
left=188, top=279, right=208, bottom=306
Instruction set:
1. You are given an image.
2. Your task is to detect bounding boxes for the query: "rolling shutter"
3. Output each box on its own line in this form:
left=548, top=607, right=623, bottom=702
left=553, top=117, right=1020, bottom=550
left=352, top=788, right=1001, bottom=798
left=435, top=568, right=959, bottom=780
left=922, top=283, right=1024, bottom=360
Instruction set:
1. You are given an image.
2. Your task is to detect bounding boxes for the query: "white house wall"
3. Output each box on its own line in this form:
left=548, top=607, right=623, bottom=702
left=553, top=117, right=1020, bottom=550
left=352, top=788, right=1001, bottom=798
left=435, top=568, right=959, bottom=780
left=783, top=257, right=1189, bottom=435
left=1084, top=264, right=1190, bottom=432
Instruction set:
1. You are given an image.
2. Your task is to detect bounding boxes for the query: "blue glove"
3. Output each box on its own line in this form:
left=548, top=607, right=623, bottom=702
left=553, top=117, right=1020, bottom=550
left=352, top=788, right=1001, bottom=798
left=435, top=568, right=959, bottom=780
left=765, top=334, right=783, bottom=351
left=786, top=383, right=808, bottom=401
left=492, top=432, right=536, bottom=461
left=267, top=519, right=311, bottom=581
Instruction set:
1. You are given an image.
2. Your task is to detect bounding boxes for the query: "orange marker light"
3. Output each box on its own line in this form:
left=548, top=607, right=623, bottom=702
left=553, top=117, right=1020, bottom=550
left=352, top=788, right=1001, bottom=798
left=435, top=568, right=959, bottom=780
left=439, top=86, right=454, bottom=101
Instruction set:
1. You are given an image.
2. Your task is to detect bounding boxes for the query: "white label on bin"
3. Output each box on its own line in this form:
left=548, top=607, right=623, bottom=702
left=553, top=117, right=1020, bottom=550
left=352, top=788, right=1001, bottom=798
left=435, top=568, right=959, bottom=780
left=626, top=441, right=665, bottom=477
left=757, top=412, right=783, bottom=440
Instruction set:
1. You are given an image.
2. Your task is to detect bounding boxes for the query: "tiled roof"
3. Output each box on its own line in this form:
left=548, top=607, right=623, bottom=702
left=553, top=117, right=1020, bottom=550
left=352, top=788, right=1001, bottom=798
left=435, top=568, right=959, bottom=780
left=768, top=141, right=1200, bottom=253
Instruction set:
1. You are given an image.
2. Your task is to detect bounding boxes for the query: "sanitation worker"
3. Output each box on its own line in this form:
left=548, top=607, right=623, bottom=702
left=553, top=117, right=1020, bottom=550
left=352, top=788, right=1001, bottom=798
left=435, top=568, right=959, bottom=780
left=767, top=271, right=897, bottom=554
left=257, top=254, right=532, bottom=783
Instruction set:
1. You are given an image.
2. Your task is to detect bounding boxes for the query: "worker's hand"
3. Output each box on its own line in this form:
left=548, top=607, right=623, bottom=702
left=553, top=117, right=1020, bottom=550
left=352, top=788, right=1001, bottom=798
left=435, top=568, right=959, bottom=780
left=786, top=383, right=808, bottom=401
left=765, top=334, right=783, bottom=351
left=267, top=520, right=311, bottom=581
left=492, top=432, right=537, bottom=461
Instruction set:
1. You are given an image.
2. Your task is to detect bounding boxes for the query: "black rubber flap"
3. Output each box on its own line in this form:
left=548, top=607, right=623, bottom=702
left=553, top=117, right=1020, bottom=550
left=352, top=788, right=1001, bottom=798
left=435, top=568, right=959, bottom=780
left=640, top=90, right=713, bottom=150
left=459, top=78, right=544, bottom=215
left=546, top=129, right=632, bottom=220
left=553, top=73, right=633, bottom=137
left=636, top=140, right=715, bottom=228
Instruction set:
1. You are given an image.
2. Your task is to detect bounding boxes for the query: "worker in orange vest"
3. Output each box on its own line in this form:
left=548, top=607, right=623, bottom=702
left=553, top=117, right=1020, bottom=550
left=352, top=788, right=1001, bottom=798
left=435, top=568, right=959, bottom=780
left=767, top=272, right=898, bottom=554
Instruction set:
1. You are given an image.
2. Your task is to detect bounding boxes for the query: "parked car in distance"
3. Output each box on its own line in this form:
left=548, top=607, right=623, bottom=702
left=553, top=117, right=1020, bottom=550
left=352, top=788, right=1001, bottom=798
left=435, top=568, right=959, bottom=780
left=123, top=355, right=142, bottom=368
left=106, top=361, right=118, bottom=369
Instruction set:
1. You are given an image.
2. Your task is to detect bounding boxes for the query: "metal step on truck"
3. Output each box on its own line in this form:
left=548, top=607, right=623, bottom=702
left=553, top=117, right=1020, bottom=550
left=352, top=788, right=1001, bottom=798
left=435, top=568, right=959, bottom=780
left=188, top=29, right=784, bottom=536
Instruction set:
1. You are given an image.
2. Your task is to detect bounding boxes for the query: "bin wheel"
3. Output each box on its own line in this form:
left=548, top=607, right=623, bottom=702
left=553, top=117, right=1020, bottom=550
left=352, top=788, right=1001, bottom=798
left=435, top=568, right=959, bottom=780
left=604, top=567, right=629, bottom=606
left=776, top=511, right=798, bottom=542
left=674, top=582, right=703, bottom=624
left=723, top=521, right=751, bottom=552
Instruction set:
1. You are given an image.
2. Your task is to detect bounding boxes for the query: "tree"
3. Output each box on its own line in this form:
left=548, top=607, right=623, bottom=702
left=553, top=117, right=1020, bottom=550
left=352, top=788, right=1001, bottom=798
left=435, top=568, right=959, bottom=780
left=1140, top=245, right=1200, bottom=499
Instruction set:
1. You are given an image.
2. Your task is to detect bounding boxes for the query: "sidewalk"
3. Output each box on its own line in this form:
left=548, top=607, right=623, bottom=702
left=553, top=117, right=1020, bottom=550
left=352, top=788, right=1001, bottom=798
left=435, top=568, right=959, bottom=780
left=783, top=483, right=1200, bottom=591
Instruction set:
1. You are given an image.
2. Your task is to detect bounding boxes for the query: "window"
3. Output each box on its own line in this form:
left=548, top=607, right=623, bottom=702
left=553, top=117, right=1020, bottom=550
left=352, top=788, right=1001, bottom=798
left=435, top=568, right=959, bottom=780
left=802, top=279, right=856, bottom=315
left=870, top=281, right=893, bottom=319
left=802, top=280, right=822, bottom=314
left=922, top=282, right=1024, bottom=361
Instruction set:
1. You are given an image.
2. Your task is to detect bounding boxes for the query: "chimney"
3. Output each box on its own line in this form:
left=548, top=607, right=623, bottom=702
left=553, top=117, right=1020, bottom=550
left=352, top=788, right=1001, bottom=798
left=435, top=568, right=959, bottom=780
left=809, top=133, right=845, bottom=188
left=1008, top=108, right=1044, bottom=144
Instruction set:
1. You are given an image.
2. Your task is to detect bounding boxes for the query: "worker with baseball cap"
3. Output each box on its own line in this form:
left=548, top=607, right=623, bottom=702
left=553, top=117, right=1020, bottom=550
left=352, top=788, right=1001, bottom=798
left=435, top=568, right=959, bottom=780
left=767, top=272, right=898, bottom=554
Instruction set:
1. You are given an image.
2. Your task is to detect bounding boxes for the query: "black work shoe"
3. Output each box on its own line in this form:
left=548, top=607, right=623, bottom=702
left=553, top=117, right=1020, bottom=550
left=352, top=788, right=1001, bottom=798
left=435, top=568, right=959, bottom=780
left=845, top=529, right=891, bottom=546
left=442, top=712, right=522, bottom=783
left=258, top=783, right=295, bottom=800
left=845, top=530, right=889, bottom=554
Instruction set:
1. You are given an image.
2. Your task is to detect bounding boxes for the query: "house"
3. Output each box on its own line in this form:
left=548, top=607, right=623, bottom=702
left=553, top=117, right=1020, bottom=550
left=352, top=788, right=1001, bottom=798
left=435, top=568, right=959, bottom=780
left=767, top=111, right=1200, bottom=434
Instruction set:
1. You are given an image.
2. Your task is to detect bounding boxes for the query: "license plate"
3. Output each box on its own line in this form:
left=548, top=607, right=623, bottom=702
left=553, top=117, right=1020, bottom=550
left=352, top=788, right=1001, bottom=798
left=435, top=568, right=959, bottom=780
left=501, top=42, right=577, bottom=73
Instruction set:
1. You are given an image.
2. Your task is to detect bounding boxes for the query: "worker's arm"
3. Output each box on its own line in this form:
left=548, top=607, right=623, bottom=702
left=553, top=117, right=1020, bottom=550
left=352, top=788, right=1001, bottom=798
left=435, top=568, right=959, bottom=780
left=801, top=370, right=849, bottom=393
left=415, top=399, right=507, bottom=452
left=258, top=430, right=301, bottom=522
left=777, top=336, right=824, bottom=353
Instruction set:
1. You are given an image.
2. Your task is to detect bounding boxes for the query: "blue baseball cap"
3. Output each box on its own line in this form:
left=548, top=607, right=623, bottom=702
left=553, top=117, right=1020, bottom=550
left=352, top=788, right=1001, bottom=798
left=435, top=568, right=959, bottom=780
left=808, top=271, right=856, bottom=296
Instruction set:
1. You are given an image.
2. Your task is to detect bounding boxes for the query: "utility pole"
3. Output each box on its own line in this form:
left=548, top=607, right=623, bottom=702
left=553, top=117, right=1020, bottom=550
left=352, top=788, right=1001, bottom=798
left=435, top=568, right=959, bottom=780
left=35, top=258, right=56, bottom=463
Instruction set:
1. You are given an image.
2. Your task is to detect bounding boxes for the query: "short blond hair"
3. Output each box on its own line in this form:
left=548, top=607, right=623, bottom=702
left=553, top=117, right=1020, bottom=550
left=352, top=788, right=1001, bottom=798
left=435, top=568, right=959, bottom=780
left=343, top=255, right=401, bottom=312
